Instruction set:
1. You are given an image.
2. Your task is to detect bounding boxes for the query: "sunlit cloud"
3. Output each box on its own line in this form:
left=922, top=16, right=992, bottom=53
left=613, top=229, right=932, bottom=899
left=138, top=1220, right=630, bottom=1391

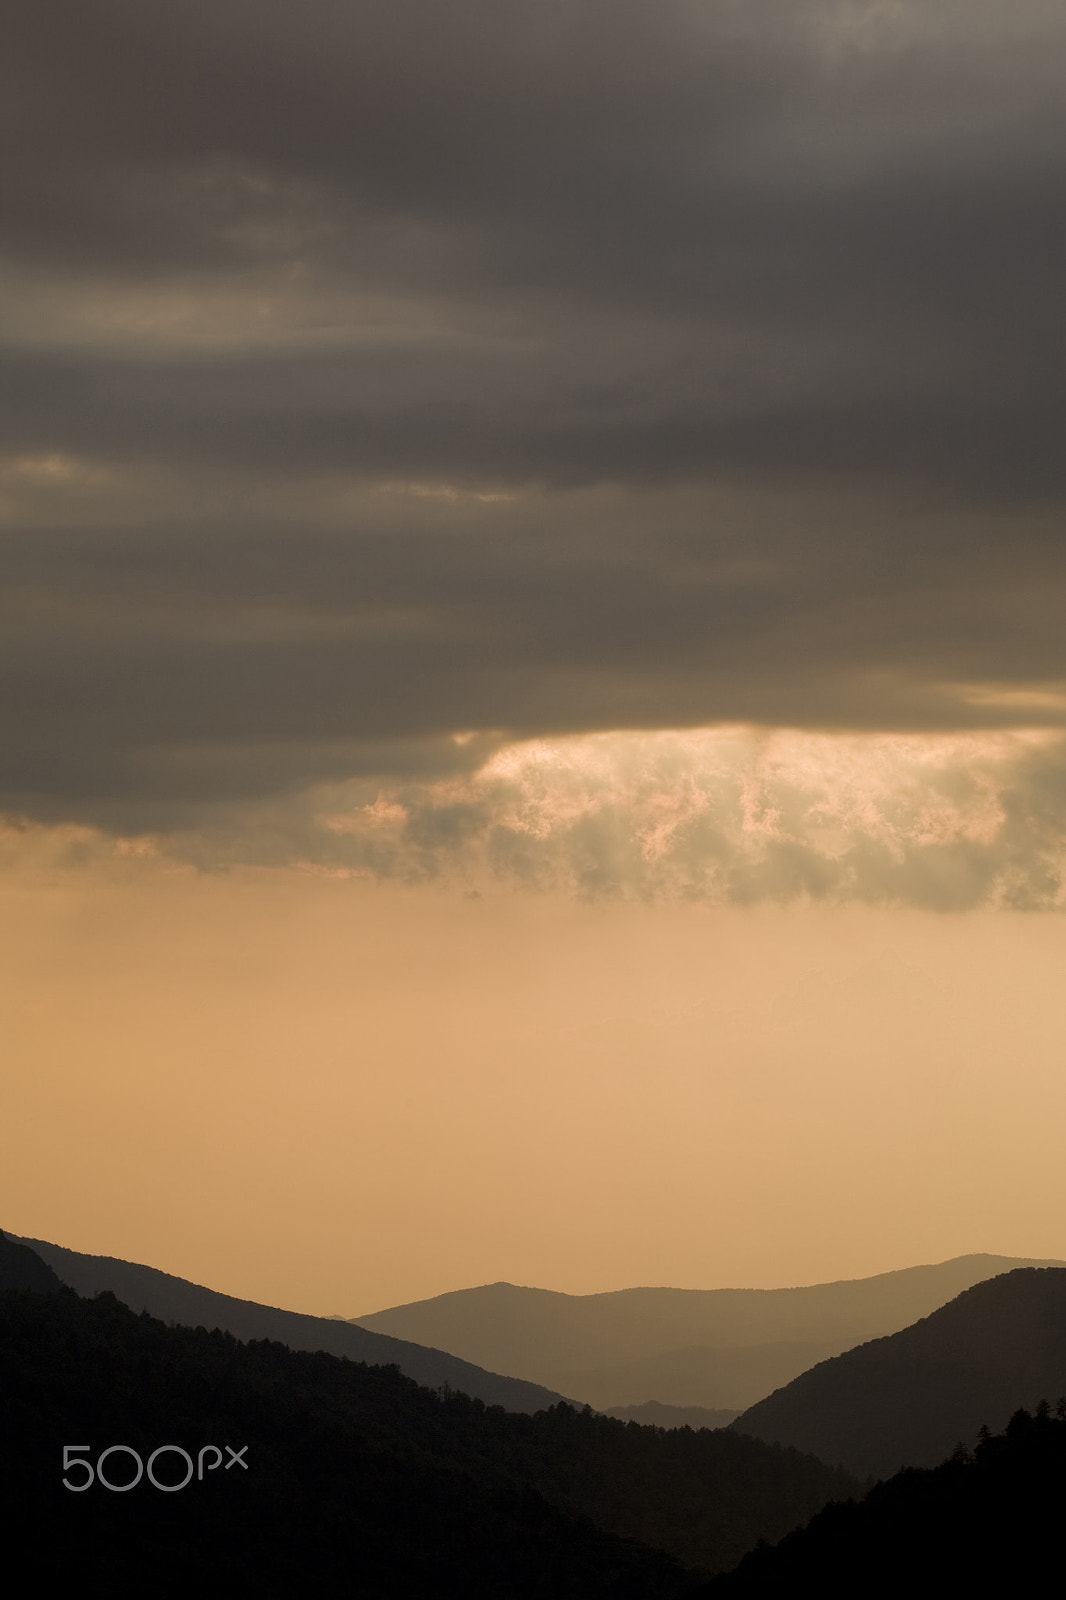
left=294, top=725, right=1066, bottom=909
left=5, top=725, right=1066, bottom=910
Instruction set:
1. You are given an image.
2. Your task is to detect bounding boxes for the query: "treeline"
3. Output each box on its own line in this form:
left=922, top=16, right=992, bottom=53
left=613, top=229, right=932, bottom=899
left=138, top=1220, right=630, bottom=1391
left=706, top=1403, right=1066, bottom=1597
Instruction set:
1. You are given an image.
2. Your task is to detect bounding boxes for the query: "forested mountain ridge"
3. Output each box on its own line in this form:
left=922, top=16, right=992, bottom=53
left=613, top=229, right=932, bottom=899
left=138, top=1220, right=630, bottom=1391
left=1, top=1238, right=860, bottom=1589
left=2, top=1286, right=685, bottom=1597
left=14, top=1232, right=1066, bottom=1595
left=8, top=1230, right=574, bottom=1414
left=704, top=1404, right=1066, bottom=1597
left=734, top=1267, right=1066, bottom=1477
left=606, top=1403, right=741, bottom=1430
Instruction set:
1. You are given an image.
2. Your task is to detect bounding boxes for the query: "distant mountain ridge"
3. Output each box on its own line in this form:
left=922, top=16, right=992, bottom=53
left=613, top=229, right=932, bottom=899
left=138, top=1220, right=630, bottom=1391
left=353, top=1254, right=1066, bottom=1411
left=565, top=1340, right=854, bottom=1413
left=7, top=1231, right=578, bottom=1415
left=734, top=1267, right=1066, bottom=1478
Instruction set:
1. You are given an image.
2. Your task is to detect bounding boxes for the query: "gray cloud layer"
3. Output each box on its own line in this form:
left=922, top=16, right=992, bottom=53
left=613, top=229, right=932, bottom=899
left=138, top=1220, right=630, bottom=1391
left=4, top=1, right=1066, bottom=897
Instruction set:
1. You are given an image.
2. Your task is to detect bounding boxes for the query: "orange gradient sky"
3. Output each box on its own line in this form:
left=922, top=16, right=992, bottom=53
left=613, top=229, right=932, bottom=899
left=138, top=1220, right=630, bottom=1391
left=4, top=802, right=1066, bottom=1315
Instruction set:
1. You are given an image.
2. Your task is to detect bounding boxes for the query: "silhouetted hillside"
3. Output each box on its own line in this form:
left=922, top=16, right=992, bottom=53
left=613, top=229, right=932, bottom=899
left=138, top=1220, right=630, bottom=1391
left=735, top=1268, right=1066, bottom=1478
left=352, top=1255, right=1063, bottom=1409
left=706, top=1404, right=1066, bottom=1597
left=2, top=1274, right=860, bottom=1588
left=2, top=1287, right=686, bottom=1599
left=10, top=1232, right=574, bottom=1413
left=0, top=1230, right=63, bottom=1293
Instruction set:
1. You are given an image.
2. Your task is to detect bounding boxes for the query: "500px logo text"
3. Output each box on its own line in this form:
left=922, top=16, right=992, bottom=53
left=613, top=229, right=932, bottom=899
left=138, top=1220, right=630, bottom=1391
left=62, top=1444, right=249, bottom=1492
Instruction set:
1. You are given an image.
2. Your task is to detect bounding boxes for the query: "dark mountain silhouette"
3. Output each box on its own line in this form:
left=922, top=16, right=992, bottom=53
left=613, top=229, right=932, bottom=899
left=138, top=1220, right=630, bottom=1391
left=3, top=1284, right=687, bottom=1598
left=352, top=1254, right=1064, bottom=1409
left=2, top=1267, right=860, bottom=1591
left=0, top=1230, right=63, bottom=1293
left=705, top=1404, right=1066, bottom=1597
left=9, top=1231, right=575, bottom=1414
left=734, top=1267, right=1066, bottom=1478
left=606, top=1404, right=741, bottom=1431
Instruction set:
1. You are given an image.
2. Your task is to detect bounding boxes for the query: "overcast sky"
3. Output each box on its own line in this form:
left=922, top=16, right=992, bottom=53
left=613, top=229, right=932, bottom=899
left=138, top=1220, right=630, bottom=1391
left=5, top=0, right=1066, bottom=906
left=5, top=4, right=1066, bottom=1304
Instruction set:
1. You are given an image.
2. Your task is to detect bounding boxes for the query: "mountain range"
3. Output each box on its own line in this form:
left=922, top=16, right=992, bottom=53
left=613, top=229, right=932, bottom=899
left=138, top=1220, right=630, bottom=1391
left=10, top=1228, right=1066, bottom=1592
left=352, top=1254, right=1065, bottom=1410
left=0, top=1232, right=858, bottom=1591
left=17, top=1232, right=1064, bottom=1429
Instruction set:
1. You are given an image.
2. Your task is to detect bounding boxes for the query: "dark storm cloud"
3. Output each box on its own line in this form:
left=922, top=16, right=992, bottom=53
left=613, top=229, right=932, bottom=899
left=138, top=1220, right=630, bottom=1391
left=2, top=481, right=1063, bottom=827
left=3, top=0, right=1066, bottom=873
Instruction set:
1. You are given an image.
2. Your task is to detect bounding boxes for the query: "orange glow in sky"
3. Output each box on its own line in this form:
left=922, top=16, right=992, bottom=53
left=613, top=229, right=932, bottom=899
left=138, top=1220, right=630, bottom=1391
left=4, top=753, right=1066, bottom=1316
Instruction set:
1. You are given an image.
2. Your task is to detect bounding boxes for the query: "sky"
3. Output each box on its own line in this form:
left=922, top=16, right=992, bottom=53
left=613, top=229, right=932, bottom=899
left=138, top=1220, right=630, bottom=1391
left=4, top=1, right=1066, bottom=1316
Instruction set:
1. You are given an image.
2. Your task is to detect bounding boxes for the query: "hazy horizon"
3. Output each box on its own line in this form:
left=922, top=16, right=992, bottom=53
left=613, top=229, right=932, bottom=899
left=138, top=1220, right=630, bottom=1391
left=6, top=872, right=1066, bottom=1315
